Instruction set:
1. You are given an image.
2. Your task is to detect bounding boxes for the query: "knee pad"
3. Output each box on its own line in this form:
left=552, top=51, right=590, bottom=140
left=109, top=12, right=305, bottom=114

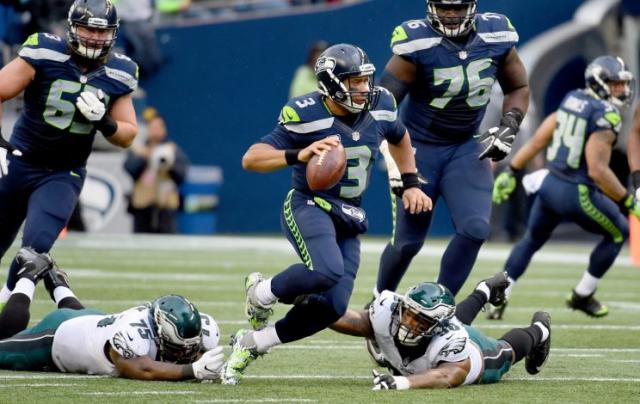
left=460, top=217, right=490, bottom=241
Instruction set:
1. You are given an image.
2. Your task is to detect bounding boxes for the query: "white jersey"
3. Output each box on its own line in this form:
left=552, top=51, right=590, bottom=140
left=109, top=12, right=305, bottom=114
left=369, top=290, right=483, bottom=385
left=52, top=306, right=221, bottom=376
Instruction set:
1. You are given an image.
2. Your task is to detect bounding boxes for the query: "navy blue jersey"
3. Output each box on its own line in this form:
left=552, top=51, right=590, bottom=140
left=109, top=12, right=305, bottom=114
left=546, top=89, right=622, bottom=186
left=11, top=32, right=138, bottom=169
left=390, top=13, right=517, bottom=144
left=259, top=88, right=406, bottom=206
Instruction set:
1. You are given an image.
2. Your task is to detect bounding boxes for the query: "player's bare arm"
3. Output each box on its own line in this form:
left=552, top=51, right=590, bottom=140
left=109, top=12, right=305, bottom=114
left=379, top=56, right=417, bottom=104
left=330, top=309, right=373, bottom=338
left=408, top=359, right=470, bottom=389
left=105, top=94, right=137, bottom=148
left=242, top=137, right=340, bottom=173
left=497, top=47, right=530, bottom=114
left=627, top=105, right=640, bottom=171
left=386, top=132, right=432, bottom=214
left=109, top=347, right=194, bottom=381
left=509, top=112, right=557, bottom=170
left=585, top=129, right=626, bottom=201
left=0, top=58, right=36, bottom=121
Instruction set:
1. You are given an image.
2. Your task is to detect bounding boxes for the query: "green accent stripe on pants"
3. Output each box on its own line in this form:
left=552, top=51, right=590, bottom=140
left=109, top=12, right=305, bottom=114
left=578, top=185, right=623, bottom=243
left=284, top=189, right=313, bottom=270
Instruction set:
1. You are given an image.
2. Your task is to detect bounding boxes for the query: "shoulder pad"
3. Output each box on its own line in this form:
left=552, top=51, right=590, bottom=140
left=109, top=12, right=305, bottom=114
left=370, top=87, right=399, bottom=122
left=105, top=52, right=139, bottom=92
left=475, top=13, right=519, bottom=44
left=278, top=94, right=334, bottom=133
left=19, top=32, right=70, bottom=63
left=390, top=20, right=442, bottom=56
left=595, top=101, right=622, bottom=133
left=200, top=312, right=221, bottom=350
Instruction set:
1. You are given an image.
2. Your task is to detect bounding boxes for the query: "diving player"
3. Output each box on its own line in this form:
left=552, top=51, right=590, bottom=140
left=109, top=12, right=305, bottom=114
left=331, top=277, right=551, bottom=390
left=490, top=56, right=635, bottom=319
left=222, top=43, right=432, bottom=385
left=0, top=0, right=138, bottom=308
left=376, top=0, right=530, bottom=297
left=0, top=248, right=224, bottom=381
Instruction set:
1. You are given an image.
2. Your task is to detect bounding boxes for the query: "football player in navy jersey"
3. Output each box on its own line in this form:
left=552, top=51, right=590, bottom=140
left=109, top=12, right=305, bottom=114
left=0, top=0, right=138, bottom=309
left=375, top=0, right=530, bottom=297
left=489, top=56, right=635, bottom=319
left=222, top=44, right=432, bottom=385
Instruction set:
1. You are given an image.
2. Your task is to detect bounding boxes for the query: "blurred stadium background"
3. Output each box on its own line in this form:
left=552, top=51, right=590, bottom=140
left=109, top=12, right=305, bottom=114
left=0, top=0, right=639, bottom=402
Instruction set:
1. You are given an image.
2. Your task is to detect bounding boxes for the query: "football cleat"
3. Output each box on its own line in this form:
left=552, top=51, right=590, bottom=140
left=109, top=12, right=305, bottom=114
left=43, top=260, right=71, bottom=301
left=245, top=272, right=274, bottom=330
left=222, top=329, right=263, bottom=385
left=525, top=311, right=551, bottom=375
left=481, top=271, right=510, bottom=306
left=486, top=301, right=508, bottom=320
left=566, top=290, right=609, bottom=317
left=15, top=247, right=53, bottom=283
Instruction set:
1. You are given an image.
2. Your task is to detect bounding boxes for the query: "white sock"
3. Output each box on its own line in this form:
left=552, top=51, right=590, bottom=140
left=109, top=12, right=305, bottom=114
left=505, top=277, right=516, bottom=299
left=534, top=321, right=550, bottom=342
left=12, top=278, right=36, bottom=301
left=476, top=282, right=490, bottom=301
left=255, top=278, right=277, bottom=308
left=0, top=284, right=11, bottom=303
left=253, top=325, right=282, bottom=354
left=574, top=271, right=599, bottom=296
left=53, top=287, right=76, bottom=305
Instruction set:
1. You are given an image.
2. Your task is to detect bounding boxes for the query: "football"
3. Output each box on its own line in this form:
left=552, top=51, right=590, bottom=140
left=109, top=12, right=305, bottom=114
left=306, top=144, right=347, bottom=191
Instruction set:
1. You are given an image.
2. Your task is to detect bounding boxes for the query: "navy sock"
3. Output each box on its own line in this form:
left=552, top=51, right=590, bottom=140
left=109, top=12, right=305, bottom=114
left=437, top=234, right=483, bottom=295
left=271, top=263, right=336, bottom=303
left=275, top=295, right=340, bottom=343
left=504, top=232, right=547, bottom=281
left=6, top=258, right=20, bottom=291
left=376, top=242, right=419, bottom=293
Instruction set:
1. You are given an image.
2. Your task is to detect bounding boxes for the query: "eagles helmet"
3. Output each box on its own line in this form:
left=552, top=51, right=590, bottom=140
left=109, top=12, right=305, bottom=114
left=427, top=0, right=477, bottom=37
left=315, top=43, right=379, bottom=113
left=151, top=295, right=203, bottom=364
left=392, top=282, right=456, bottom=346
left=67, top=0, right=119, bottom=60
left=585, top=55, right=635, bottom=107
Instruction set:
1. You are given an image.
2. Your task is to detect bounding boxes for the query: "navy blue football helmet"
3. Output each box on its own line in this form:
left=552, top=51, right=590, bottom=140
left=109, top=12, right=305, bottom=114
left=585, top=55, right=635, bottom=107
left=392, top=282, right=456, bottom=346
left=67, top=0, right=119, bottom=60
left=315, top=43, right=379, bottom=113
left=427, top=0, right=477, bottom=37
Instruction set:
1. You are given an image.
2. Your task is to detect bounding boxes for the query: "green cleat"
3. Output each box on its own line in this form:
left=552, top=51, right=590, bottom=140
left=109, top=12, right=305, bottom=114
left=566, top=290, right=609, bottom=318
left=244, top=272, right=274, bottom=330
left=222, top=329, right=263, bottom=385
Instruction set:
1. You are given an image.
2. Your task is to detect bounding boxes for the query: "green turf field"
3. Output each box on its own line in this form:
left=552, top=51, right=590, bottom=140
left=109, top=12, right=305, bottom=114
left=0, top=234, right=638, bottom=403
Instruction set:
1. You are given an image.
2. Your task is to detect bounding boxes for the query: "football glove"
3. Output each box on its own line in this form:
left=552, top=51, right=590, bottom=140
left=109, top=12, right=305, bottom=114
left=76, top=90, right=106, bottom=122
left=0, top=134, right=22, bottom=179
left=618, top=193, right=640, bottom=218
left=492, top=166, right=520, bottom=204
left=372, top=370, right=410, bottom=390
left=478, top=109, right=524, bottom=161
left=192, top=346, right=225, bottom=381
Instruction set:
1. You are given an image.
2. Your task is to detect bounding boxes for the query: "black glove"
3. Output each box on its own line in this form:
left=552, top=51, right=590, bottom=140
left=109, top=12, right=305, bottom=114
left=478, top=109, right=524, bottom=161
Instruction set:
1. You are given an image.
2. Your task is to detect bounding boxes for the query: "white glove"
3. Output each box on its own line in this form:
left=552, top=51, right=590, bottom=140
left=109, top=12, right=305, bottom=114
left=379, top=140, right=403, bottom=193
left=76, top=90, right=106, bottom=122
left=191, top=346, right=224, bottom=381
left=0, top=136, right=22, bottom=179
left=372, top=369, right=410, bottom=390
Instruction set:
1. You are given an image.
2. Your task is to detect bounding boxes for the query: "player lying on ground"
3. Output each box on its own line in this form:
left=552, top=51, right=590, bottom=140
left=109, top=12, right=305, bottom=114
left=331, top=272, right=551, bottom=390
left=0, top=248, right=223, bottom=381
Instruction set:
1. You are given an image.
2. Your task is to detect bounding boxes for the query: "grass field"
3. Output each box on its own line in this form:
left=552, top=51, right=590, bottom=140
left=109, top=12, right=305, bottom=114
left=0, top=234, right=638, bottom=403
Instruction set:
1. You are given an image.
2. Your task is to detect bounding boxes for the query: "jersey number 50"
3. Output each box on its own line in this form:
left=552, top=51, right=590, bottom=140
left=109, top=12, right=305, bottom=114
left=43, top=79, right=110, bottom=135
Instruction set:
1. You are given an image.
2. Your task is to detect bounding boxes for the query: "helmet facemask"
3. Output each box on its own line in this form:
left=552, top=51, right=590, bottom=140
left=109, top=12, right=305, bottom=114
left=427, top=0, right=477, bottom=37
left=151, top=296, right=203, bottom=364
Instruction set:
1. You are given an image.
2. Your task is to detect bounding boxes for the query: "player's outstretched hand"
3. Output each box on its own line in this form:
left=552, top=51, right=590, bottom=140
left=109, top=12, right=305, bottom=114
left=76, top=89, right=106, bottom=122
left=477, top=125, right=516, bottom=161
left=192, top=346, right=225, bottom=381
left=372, top=369, right=398, bottom=390
left=0, top=135, right=22, bottom=178
left=298, top=135, right=341, bottom=163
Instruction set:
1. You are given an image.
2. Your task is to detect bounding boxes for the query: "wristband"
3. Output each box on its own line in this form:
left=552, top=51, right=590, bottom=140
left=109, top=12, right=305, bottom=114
left=400, top=172, right=422, bottom=190
left=96, top=115, right=118, bottom=138
left=285, top=149, right=302, bottom=165
left=500, top=108, right=524, bottom=130
left=183, top=364, right=195, bottom=379
left=617, top=192, right=632, bottom=211
left=394, top=376, right=411, bottom=390
left=631, top=170, right=640, bottom=189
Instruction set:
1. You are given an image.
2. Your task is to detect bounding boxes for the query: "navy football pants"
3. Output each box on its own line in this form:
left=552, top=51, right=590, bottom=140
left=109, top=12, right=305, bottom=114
left=377, top=138, right=492, bottom=295
left=0, top=156, right=85, bottom=289
left=505, top=173, right=628, bottom=281
left=272, top=190, right=360, bottom=343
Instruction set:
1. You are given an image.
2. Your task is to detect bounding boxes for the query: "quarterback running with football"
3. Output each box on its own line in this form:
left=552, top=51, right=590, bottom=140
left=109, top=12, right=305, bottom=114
left=0, top=0, right=138, bottom=310
left=0, top=248, right=224, bottom=381
left=223, top=43, right=431, bottom=385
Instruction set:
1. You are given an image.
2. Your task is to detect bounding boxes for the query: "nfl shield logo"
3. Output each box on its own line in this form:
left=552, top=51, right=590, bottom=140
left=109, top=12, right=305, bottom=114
left=458, top=51, right=468, bottom=60
left=352, top=131, right=360, bottom=141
